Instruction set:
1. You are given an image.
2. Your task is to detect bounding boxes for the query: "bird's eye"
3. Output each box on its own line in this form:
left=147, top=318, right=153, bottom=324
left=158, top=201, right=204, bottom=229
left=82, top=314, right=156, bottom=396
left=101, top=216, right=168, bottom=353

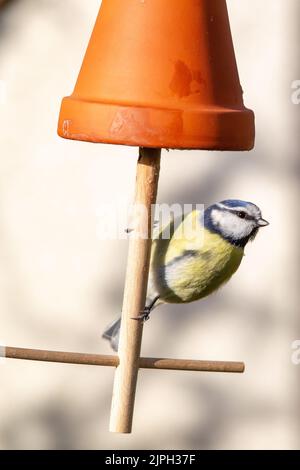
left=238, top=211, right=247, bottom=219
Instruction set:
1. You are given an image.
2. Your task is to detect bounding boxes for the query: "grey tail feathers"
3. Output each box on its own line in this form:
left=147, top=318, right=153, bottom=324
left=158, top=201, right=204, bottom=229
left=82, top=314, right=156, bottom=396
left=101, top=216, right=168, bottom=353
left=102, top=317, right=121, bottom=352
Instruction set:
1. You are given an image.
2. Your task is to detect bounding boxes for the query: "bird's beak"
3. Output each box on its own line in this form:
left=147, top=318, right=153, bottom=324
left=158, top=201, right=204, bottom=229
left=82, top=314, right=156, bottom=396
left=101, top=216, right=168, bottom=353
left=257, top=218, right=269, bottom=227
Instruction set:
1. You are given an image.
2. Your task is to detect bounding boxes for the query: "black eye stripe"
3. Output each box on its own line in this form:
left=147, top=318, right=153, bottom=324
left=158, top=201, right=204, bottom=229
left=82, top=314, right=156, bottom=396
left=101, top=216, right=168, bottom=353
left=231, top=210, right=253, bottom=220
left=216, top=206, right=256, bottom=221
left=235, top=211, right=253, bottom=220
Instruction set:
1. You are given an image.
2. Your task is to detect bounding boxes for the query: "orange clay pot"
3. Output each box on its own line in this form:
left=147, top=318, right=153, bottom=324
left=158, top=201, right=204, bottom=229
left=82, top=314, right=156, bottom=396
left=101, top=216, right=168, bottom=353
left=58, top=0, right=255, bottom=150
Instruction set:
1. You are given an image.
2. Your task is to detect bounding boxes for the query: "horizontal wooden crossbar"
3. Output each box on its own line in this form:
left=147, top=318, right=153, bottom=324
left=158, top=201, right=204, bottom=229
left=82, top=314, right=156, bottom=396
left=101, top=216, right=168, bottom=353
left=2, top=346, right=245, bottom=373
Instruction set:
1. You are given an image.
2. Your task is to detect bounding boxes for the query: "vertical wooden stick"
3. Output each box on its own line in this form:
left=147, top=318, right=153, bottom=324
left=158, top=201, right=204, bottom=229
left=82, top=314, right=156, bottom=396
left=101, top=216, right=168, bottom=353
left=109, top=147, right=161, bottom=433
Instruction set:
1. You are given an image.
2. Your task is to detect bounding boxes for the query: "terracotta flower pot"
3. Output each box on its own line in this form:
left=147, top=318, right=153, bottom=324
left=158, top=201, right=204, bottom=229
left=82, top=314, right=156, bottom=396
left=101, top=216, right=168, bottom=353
left=58, top=0, right=254, bottom=150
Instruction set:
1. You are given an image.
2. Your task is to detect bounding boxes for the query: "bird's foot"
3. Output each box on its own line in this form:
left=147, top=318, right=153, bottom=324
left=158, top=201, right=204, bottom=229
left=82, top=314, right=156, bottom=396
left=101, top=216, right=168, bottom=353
left=131, top=307, right=151, bottom=322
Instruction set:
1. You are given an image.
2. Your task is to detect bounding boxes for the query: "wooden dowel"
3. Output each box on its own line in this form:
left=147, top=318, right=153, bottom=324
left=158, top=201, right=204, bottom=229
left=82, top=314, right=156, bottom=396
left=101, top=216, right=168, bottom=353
left=3, top=346, right=245, bottom=373
left=109, top=147, right=161, bottom=434
left=141, top=357, right=245, bottom=373
left=4, top=346, right=118, bottom=367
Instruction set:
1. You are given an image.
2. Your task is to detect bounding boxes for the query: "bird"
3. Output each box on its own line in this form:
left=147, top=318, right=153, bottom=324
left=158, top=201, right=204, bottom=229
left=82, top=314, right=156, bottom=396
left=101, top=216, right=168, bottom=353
left=103, top=199, right=269, bottom=351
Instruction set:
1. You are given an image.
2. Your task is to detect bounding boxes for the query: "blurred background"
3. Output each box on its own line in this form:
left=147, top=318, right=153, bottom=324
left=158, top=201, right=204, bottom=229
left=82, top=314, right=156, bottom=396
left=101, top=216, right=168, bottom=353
left=0, top=0, right=299, bottom=450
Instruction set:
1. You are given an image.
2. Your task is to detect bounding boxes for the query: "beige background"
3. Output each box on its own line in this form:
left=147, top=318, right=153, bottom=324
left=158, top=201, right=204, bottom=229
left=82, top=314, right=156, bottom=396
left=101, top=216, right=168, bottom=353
left=0, top=0, right=299, bottom=449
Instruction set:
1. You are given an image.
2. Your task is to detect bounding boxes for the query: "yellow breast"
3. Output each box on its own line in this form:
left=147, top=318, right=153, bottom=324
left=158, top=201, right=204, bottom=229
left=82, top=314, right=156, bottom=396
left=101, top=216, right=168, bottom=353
left=150, top=210, right=244, bottom=303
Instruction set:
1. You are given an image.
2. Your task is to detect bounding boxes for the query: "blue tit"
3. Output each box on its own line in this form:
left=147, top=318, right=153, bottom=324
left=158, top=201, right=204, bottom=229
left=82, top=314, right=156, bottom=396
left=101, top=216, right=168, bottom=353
left=103, top=199, right=269, bottom=351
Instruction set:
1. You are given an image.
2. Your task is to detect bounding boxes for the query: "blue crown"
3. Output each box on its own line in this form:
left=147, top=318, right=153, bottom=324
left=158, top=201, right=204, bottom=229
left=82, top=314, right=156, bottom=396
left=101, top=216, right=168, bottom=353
left=219, top=199, right=251, bottom=208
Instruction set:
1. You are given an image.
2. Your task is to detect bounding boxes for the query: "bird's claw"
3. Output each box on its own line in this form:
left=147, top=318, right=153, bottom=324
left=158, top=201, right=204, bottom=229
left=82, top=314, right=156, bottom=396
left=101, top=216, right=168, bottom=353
left=131, top=308, right=151, bottom=322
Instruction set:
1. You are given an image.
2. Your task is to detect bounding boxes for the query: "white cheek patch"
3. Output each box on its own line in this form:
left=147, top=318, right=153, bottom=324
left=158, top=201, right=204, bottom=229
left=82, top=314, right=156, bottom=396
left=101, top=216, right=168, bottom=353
left=211, top=209, right=227, bottom=227
left=211, top=209, right=254, bottom=240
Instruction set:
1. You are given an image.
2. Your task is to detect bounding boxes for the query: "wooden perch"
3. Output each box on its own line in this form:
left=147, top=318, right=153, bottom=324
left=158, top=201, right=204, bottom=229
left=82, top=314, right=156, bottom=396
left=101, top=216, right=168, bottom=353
left=109, top=147, right=161, bottom=433
left=3, top=346, right=245, bottom=373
